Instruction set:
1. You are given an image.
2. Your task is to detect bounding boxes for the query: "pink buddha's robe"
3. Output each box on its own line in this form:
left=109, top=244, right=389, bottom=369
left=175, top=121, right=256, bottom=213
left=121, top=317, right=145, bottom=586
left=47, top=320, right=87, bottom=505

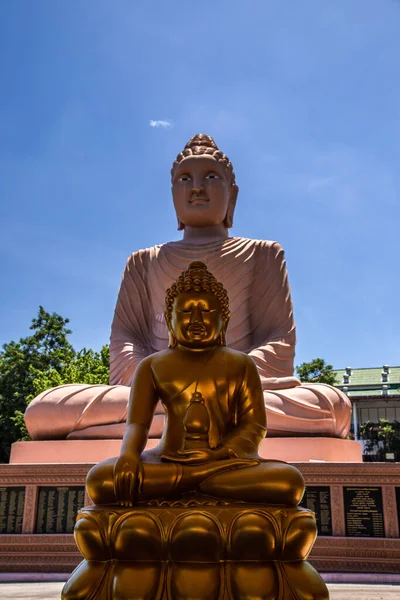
left=25, top=238, right=351, bottom=440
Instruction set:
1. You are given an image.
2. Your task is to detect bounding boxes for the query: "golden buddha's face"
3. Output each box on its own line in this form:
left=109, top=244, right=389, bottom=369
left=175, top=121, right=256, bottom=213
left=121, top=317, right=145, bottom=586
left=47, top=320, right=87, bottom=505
left=172, top=155, right=236, bottom=228
left=170, top=291, right=224, bottom=349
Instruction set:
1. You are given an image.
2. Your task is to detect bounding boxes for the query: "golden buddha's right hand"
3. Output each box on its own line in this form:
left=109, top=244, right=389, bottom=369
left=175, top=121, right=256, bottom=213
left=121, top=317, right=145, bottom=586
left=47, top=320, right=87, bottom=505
left=113, top=453, right=144, bottom=507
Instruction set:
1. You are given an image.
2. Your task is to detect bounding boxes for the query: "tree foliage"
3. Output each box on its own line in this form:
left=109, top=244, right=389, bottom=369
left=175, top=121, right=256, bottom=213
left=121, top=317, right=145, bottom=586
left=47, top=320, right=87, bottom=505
left=0, top=307, right=109, bottom=463
left=360, top=419, right=400, bottom=461
left=295, top=358, right=337, bottom=386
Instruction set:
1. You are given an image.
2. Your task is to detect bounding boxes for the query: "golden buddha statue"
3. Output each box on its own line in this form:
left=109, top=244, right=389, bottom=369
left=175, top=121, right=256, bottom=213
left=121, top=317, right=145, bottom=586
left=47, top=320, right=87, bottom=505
left=26, top=134, right=351, bottom=442
left=86, top=261, right=304, bottom=508
left=62, top=263, right=328, bottom=600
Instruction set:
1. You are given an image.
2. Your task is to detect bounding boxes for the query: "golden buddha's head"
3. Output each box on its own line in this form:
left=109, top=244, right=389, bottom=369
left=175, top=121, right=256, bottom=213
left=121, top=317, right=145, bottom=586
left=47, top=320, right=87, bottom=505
left=165, top=261, right=230, bottom=349
left=171, top=134, right=239, bottom=231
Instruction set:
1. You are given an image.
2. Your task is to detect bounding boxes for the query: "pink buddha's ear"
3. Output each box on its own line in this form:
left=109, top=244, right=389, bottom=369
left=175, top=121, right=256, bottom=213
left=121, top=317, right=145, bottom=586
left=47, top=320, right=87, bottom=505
left=177, top=217, right=185, bottom=231
left=223, top=184, right=238, bottom=229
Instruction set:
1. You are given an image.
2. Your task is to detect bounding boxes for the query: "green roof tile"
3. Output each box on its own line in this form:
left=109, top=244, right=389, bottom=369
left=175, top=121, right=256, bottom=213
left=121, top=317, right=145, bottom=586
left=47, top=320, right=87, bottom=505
left=333, top=366, right=400, bottom=387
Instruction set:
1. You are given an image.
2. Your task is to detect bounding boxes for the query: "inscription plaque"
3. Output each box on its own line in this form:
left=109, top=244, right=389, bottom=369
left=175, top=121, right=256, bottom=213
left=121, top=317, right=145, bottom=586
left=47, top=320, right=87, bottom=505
left=300, top=486, right=332, bottom=535
left=35, top=486, right=85, bottom=534
left=396, top=487, right=400, bottom=533
left=0, top=486, right=25, bottom=534
left=343, top=486, right=385, bottom=537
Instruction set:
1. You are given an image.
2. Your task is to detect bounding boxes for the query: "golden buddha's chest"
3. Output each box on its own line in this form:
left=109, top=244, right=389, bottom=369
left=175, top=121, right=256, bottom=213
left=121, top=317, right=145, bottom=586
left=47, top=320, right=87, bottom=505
left=152, top=356, right=238, bottom=440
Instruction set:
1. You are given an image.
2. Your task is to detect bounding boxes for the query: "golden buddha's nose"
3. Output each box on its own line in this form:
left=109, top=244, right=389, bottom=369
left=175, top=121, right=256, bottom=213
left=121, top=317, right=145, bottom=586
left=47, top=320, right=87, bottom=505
left=190, top=305, right=203, bottom=323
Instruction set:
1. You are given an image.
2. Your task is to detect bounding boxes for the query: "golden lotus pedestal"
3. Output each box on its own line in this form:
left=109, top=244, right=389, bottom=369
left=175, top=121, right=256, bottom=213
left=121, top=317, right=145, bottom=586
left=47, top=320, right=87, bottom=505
left=62, top=495, right=329, bottom=600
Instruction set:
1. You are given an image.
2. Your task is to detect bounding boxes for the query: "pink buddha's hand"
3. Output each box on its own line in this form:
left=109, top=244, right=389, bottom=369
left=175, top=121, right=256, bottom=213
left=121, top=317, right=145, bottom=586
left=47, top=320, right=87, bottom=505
left=113, top=453, right=144, bottom=507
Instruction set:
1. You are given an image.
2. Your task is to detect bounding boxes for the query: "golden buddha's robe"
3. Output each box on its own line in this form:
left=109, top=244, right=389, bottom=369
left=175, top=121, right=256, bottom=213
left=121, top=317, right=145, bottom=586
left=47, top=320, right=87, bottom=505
left=86, top=348, right=305, bottom=506
left=25, top=237, right=351, bottom=440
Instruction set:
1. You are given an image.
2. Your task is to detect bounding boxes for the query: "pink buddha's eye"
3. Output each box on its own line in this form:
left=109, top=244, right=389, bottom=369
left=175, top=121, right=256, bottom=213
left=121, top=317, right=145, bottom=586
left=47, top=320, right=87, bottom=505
left=205, top=172, right=219, bottom=180
left=178, top=174, right=191, bottom=182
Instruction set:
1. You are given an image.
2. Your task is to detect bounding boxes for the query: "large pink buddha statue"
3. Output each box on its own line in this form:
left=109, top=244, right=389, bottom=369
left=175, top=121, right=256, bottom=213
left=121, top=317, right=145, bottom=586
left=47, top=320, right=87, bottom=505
left=25, top=134, right=351, bottom=441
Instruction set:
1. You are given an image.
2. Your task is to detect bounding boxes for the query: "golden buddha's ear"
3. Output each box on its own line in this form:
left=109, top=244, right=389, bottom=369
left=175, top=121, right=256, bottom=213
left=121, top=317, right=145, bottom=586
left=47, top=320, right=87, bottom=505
left=218, top=320, right=229, bottom=346
left=165, top=312, right=178, bottom=348
left=168, top=331, right=178, bottom=348
left=223, top=184, right=238, bottom=229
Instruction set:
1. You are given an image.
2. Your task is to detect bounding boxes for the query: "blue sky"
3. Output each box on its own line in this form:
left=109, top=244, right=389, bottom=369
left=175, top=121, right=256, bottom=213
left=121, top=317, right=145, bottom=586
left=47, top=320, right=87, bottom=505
left=1, top=1, right=399, bottom=370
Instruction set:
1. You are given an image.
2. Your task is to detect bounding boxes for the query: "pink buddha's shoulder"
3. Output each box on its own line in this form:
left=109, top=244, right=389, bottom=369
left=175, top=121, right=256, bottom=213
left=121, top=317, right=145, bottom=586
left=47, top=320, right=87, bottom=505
left=125, top=243, right=163, bottom=264
left=231, top=237, right=284, bottom=252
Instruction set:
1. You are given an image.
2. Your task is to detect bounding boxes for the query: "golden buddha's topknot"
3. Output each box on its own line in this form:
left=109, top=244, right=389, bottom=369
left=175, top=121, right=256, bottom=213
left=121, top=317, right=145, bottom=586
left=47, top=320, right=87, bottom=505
left=171, top=134, right=236, bottom=186
left=165, top=261, right=230, bottom=338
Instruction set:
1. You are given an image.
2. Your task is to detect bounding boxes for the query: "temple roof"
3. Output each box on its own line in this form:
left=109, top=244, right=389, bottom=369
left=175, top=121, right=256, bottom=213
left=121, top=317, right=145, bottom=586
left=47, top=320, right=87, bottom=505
left=332, top=366, right=400, bottom=399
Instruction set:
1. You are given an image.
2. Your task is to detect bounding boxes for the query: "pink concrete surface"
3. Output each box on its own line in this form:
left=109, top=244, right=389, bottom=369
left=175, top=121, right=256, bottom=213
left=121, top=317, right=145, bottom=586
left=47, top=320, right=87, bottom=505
left=9, top=437, right=362, bottom=464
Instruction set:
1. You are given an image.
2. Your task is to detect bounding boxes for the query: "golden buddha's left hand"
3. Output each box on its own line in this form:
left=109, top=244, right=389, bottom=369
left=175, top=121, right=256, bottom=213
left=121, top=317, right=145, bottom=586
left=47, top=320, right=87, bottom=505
left=162, top=446, right=232, bottom=465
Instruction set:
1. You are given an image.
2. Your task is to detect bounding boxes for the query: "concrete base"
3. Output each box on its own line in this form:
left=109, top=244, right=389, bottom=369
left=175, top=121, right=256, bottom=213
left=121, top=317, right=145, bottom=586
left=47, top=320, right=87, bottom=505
left=10, top=437, right=363, bottom=464
left=0, top=462, right=399, bottom=574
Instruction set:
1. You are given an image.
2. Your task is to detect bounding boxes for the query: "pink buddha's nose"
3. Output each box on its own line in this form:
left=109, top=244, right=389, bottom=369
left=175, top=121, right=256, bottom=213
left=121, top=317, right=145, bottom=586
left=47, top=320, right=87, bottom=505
left=191, top=173, right=205, bottom=194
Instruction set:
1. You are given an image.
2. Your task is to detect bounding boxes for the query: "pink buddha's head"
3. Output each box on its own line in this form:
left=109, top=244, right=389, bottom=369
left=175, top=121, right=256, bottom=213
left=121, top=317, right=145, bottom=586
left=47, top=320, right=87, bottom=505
left=165, top=261, right=231, bottom=349
left=171, top=134, right=239, bottom=230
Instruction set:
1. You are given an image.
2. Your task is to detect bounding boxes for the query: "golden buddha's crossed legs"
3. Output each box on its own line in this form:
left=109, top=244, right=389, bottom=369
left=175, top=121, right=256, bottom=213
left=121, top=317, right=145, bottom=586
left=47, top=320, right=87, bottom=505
left=199, top=460, right=305, bottom=506
left=87, top=457, right=304, bottom=506
left=87, top=457, right=256, bottom=505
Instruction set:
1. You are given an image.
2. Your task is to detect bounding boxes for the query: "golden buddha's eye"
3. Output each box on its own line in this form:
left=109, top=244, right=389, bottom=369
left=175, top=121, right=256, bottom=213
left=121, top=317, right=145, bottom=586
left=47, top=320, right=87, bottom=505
left=178, top=174, right=191, bottom=182
left=205, top=172, right=219, bottom=180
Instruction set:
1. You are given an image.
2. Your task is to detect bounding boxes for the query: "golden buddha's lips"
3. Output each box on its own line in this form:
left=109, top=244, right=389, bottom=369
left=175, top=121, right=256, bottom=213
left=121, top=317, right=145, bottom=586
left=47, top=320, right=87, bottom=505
left=188, top=325, right=206, bottom=333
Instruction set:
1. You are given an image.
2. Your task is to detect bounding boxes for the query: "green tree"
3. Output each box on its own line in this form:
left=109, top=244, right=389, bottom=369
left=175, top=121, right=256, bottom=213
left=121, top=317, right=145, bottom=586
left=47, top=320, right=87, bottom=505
left=0, top=307, right=110, bottom=462
left=360, top=419, right=400, bottom=461
left=0, top=307, right=74, bottom=462
left=295, top=358, right=337, bottom=386
left=29, top=345, right=110, bottom=398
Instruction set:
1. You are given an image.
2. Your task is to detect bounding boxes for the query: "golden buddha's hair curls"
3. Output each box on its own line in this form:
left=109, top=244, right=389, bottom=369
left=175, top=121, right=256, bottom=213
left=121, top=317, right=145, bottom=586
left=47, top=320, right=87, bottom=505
left=171, top=134, right=236, bottom=186
left=165, top=261, right=230, bottom=347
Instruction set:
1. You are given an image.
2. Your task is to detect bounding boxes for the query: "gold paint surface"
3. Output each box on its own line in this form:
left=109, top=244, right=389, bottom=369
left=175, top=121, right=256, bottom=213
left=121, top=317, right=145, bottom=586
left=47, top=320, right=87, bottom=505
left=62, top=262, right=328, bottom=599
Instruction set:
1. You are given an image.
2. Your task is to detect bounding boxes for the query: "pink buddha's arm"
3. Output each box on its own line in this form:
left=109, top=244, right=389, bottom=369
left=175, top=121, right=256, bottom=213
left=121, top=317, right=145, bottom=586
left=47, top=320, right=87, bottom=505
left=222, top=358, right=267, bottom=459
left=110, top=250, right=153, bottom=386
left=247, top=241, right=300, bottom=390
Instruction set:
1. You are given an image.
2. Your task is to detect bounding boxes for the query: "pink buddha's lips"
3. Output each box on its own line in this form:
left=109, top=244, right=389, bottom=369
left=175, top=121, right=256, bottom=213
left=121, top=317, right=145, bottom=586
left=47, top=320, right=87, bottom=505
left=189, top=196, right=209, bottom=204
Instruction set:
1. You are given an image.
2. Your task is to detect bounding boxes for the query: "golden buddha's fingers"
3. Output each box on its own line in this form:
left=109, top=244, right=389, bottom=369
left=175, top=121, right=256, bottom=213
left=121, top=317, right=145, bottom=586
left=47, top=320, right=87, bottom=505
left=117, top=471, right=125, bottom=506
left=129, top=470, right=136, bottom=504
left=123, top=472, right=132, bottom=507
left=137, top=460, right=144, bottom=495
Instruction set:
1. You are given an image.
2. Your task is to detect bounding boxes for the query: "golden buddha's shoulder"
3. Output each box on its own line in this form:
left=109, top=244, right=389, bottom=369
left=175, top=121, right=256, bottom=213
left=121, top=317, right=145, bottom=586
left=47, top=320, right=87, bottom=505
left=216, top=346, right=255, bottom=370
left=139, top=348, right=172, bottom=368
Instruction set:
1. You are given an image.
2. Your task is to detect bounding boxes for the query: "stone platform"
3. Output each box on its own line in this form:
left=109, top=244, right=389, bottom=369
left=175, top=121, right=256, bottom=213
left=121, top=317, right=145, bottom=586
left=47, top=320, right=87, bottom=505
left=61, top=500, right=328, bottom=599
left=9, top=437, right=362, bottom=464
left=0, top=462, right=399, bottom=575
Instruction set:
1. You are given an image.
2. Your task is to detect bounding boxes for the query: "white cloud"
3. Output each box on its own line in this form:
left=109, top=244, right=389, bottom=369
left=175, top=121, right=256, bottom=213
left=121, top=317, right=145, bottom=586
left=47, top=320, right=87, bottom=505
left=149, top=119, right=173, bottom=128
